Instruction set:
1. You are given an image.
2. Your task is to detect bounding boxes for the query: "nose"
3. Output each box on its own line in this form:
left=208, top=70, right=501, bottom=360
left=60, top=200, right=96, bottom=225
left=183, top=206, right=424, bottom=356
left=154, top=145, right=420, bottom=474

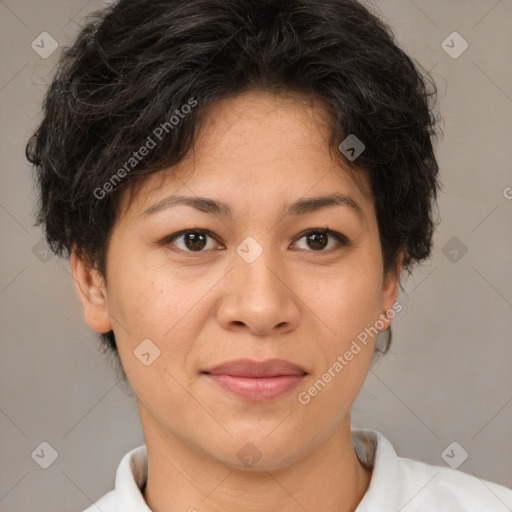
left=215, top=245, right=300, bottom=336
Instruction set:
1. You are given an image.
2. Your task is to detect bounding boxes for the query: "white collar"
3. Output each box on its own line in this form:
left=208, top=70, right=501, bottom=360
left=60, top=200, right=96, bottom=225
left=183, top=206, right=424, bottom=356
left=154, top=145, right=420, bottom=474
left=100, top=428, right=512, bottom=511
left=112, top=428, right=393, bottom=511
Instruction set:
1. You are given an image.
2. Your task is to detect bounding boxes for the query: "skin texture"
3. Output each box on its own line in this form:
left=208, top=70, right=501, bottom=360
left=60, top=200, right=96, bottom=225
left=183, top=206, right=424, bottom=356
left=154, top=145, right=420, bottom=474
left=71, top=90, right=402, bottom=512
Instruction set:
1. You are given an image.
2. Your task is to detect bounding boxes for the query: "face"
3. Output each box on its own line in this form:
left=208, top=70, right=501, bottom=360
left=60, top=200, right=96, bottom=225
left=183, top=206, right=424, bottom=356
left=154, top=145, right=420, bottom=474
left=72, top=90, right=401, bottom=471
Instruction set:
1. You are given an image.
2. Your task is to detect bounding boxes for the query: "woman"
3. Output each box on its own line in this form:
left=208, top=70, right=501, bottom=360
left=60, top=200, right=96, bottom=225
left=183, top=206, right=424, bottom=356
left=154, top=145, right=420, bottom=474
left=26, top=0, right=512, bottom=510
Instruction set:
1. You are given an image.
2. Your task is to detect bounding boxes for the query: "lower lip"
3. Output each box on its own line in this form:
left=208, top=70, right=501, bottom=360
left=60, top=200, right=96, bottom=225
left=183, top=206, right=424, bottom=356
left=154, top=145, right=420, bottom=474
left=204, top=374, right=305, bottom=401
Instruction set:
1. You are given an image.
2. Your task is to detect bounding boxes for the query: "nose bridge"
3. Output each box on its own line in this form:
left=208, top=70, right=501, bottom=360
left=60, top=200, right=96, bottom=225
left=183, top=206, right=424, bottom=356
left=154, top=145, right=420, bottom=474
left=217, top=234, right=299, bottom=334
left=234, top=235, right=284, bottom=305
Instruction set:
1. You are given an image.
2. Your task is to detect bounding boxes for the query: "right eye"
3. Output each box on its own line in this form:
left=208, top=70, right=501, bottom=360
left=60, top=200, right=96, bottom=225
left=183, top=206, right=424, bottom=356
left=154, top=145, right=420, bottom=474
left=162, top=229, right=225, bottom=254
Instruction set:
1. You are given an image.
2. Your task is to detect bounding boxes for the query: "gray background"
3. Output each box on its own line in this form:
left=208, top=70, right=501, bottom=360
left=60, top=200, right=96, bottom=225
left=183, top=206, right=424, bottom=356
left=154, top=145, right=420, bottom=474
left=1, top=0, right=511, bottom=510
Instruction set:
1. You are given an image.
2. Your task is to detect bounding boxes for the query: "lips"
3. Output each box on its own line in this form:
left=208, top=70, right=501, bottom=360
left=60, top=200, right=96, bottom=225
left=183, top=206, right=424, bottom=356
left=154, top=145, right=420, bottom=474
left=201, top=358, right=308, bottom=401
left=202, top=358, right=308, bottom=378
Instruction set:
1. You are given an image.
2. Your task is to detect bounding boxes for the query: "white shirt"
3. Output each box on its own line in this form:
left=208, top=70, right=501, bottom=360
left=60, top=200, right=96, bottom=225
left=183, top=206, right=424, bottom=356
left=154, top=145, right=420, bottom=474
left=83, top=428, right=512, bottom=511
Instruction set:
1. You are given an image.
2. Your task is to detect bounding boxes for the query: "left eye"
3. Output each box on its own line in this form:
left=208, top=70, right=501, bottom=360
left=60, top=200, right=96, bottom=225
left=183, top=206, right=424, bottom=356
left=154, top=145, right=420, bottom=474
left=162, top=228, right=349, bottom=253
left=292, top=229, right=349, bottom=252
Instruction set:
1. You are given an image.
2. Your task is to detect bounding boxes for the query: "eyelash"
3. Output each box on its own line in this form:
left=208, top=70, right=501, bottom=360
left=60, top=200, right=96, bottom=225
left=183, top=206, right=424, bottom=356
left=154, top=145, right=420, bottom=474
left=161, top=228, right=351, bottom=255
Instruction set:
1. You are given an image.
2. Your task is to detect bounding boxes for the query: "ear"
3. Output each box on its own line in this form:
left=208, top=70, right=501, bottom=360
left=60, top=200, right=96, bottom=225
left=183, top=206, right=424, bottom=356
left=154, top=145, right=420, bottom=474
left=70, top=250, right=113, bottom=333
left=378, top=250, right=403, bottom=330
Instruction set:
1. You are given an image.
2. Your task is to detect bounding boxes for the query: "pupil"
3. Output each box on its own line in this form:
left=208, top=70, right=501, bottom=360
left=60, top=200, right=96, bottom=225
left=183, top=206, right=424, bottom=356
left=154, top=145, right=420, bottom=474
left=185, top=232, right=206, bottom=251
left=308, top=231, right=327, bottom=250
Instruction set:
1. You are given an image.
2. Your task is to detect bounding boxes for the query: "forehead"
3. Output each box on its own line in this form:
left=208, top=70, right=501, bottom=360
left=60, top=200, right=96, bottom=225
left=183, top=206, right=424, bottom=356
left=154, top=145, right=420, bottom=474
left=119, top=90, right=373, bottom=218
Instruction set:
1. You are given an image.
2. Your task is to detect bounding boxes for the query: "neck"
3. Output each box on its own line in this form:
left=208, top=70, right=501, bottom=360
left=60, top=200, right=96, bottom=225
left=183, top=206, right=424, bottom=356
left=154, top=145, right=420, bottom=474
left=138, top=403, right=372, bottom=512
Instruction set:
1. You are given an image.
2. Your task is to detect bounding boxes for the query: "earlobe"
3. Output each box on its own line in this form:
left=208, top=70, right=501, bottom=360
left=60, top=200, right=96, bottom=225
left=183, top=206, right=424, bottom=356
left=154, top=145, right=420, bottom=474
left=70, top=251, right=113, bottom=333
left=379, top=250, right=404, bottom=329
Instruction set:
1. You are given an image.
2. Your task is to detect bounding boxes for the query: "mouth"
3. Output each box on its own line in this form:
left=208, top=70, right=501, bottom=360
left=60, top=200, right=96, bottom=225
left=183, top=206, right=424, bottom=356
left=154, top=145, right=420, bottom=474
left=201, top=358, right=308, bottom=401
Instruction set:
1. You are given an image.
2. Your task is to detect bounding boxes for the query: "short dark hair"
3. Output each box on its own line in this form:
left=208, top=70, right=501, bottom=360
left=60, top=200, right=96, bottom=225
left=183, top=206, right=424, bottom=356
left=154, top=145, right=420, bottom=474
left=26, top=0, right=441, bottom=383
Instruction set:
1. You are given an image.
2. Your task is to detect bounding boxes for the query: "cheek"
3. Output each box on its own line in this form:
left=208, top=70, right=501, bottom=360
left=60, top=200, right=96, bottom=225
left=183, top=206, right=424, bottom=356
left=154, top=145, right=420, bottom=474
left=306, top=262, right=384, bottom=344
left=107, top=258, right=212, bottom=363
left=303, top=271, right=383, bottom=410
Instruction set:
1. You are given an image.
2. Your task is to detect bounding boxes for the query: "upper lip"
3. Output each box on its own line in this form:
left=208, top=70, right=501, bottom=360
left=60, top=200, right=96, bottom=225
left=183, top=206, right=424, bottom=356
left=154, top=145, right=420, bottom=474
left=202, top=358, right=308, bottom=377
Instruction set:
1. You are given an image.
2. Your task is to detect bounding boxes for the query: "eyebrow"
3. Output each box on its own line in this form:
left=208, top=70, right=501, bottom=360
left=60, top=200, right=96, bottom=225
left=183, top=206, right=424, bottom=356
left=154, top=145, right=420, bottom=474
left=142, top=193, right=364, bottom=220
